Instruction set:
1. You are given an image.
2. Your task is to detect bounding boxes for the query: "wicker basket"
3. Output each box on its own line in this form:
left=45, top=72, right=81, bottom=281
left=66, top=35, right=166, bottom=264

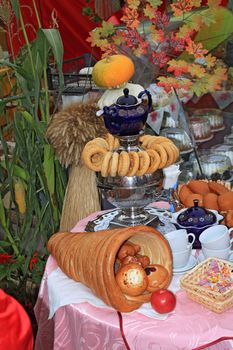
left=180, top=257, right=233, bottom=313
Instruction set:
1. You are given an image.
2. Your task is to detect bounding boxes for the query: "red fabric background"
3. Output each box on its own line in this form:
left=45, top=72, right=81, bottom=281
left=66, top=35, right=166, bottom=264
left=0, top=289, right=34, bottom=350
left=7, top=1, right=228, bottom=61
left=7, top=0, right=100, bottom=61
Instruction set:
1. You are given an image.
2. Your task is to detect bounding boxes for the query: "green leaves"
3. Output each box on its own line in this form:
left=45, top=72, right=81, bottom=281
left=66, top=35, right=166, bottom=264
left=101, top=21, right=116, bottom=36
left=147, top=0, right=162, bottom=8
left=0, top=1, right=67, bottom=291
left=195, top=8, right=233, bottom=52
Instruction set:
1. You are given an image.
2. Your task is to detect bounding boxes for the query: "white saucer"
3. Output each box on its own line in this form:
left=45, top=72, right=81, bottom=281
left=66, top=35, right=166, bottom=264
left=198, top=252, right=233, bottom=263
left=173, top=255, right=197, bottom=275
left=195, top=134, right=214, bottom=143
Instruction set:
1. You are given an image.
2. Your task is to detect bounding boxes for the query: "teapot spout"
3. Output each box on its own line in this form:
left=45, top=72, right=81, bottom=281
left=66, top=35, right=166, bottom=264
left=96, top=109, right=104, bottom=117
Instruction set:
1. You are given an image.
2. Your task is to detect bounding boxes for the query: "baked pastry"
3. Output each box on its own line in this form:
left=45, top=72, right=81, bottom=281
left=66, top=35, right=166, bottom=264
left=218, top=192, right=233, bottom=211
left=145, top=264, right=170, bottom=292
left=179, top=184, right=194, bottom=204
left=184, top=193, right=203, bottom=208
left=225, top=210, right=233, bottom=228
left=187, top=180, right=210, bottom=195
left=203, top=193, right=219, bottom=211
left=208, top=181, right=229, bottom=195
left=117, top=242, right=141, bottom=260
left=115, top=263, right=148, bottom=296
left=47, top=225, right=173, bottom=312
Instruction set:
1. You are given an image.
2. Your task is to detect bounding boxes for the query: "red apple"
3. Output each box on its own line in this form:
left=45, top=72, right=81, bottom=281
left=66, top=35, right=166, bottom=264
left=151, top=289, right=176, bottom=314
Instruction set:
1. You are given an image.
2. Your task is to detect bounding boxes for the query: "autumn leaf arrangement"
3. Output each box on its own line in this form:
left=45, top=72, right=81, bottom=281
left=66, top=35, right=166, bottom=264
left=87, top=0, right=233, bottom=95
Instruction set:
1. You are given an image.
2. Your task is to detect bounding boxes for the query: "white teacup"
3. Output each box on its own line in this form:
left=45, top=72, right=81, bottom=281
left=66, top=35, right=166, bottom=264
left=165, top=229, right=195, bottom=252
left=172, top=243, right=192, bottom=269
left=202, top=245, right=233, bottom=260
left=199, top=225, right=233, bottom=250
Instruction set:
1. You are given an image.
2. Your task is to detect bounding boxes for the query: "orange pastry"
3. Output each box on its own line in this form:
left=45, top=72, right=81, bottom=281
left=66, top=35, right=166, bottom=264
left=208, top=182, right=229, bottom=195
left=120, top=255, right=142, bottom=266
left=225, top=210, right=233, bottom=228
left=145, top=264, right=170, bottom=292
left=117, top=242, right=141, bottom=260
left=136, top=254, right=150, bottom=268
left=218, top=192, right=233, bottom=211
left=203, top=193, right=219, bottom=211
left=187, top=180, right=209, bottom=195
left=115, top=263, right=148, bottom=296
left=184, top=193, right=203, bottom=208
left=179, top=184, right=194, bottom=204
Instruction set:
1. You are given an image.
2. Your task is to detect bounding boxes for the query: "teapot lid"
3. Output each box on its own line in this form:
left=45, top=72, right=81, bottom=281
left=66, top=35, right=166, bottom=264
left=177, top=199, right=217, bottom=228
left=116, top=88, right=138, bottom=106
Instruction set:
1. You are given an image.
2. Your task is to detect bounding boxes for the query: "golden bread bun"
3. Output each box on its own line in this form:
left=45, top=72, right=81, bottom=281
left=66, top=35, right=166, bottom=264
left=179, top=184, right=194, bottom=204
left=184, top=193, right=203, bottom=208
left=120, top=255, right=142, bottom=266
left=187, top=180, right=209, bottom=195
left=208, top=182, right=229, bottom=195
left=203, top=193, right=219, bottom=211
left=145, top=264, right=169, bottom=292
left=117, top=242, right=141, bottom=260
left=115, top=263, right=148, bottom=296
left=136, top=254, right=150, bottom=268
left=218, top=192, right=233, bottom=211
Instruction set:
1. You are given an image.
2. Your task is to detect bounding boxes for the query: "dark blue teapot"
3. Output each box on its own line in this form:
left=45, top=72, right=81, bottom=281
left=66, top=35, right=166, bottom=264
left=98, top=88, right=152, bottom=136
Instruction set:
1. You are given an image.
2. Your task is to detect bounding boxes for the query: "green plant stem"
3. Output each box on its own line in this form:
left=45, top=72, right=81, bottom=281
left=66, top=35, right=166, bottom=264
left=32, top=0, right=42, bottom=28
left=39, top=100, right=46, bottom=121
left=3, top=225, right=20, bottom=256
left=6, top=24, right=16, bottom=63
left=32, top=0, right=49, bottom=122
left=43, top=68, right=50, bottom=122
left=18, top=8, right=35, bottom=79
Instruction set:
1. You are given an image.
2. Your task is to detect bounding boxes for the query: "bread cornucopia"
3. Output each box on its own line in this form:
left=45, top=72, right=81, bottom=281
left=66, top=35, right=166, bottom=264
left=47, top=225, right=172, bottom=312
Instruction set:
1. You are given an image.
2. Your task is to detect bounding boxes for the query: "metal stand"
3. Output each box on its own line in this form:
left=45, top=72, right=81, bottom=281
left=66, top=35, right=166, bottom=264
left=173, top=88, right=204, bottom=176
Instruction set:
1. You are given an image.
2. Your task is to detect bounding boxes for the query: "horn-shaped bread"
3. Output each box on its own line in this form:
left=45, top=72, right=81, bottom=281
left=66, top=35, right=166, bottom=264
left=47, top=225, right=172, bottom=312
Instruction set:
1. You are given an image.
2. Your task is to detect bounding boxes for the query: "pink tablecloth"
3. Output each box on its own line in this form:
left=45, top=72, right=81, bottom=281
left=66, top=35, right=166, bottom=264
left=34, top=210, right=233, bottom=350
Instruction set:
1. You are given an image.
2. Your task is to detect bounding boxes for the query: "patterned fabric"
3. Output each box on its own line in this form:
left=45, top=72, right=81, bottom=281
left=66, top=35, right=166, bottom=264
left=34, top=209, right=233, bottom=350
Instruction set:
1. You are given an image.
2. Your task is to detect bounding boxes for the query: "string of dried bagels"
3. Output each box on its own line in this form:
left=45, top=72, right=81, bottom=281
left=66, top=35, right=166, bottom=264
left=81, top=133, right=179, bottom=177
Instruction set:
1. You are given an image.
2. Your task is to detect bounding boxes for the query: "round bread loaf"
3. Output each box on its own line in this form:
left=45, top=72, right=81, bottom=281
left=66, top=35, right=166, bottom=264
left=115, top=263, right=148, bottom=296
left=145, top=264, right=169, bottom=292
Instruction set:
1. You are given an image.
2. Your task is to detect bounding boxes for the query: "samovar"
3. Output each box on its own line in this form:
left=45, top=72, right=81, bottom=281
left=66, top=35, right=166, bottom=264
left=97, top=87, right=166, bottom=226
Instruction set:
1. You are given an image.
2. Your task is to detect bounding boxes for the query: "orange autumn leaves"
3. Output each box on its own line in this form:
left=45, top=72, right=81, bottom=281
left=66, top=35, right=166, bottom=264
left=87, top=0, right=228, bottom=95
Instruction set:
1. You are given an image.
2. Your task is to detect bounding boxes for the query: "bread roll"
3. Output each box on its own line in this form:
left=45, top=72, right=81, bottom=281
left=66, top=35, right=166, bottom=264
left=145, top=264, right=169, bottom=292
left=187, top=180, right=209, bottom=195
left=225, top=210, right=233, bottom=228
left=115, top=263, right=148, bottom=296
left=208, top=182, right=229, bottom=195
left=179, top=184, right=193, bottom=204
left=218, top=192, right=233, bottom=211
left=203, top=193, right=219, bottom=211
left=184, top=193, right=203, bottom=208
